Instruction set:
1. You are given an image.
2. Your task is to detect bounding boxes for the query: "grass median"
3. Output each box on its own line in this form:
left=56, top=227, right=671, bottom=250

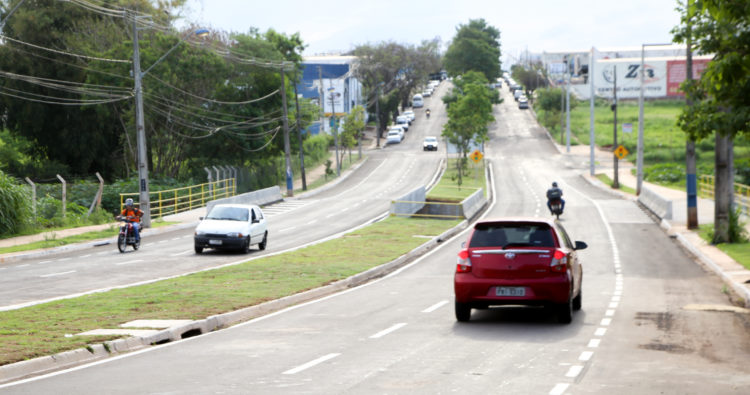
left=0, top=216, right=461, bottom=366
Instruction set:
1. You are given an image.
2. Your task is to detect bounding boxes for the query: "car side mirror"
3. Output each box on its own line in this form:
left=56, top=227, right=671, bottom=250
left=461, top=241, right=466, bottom=248
left=574, top=241, right=587, bottom=250
left=199, top=216, right=204, bottom=220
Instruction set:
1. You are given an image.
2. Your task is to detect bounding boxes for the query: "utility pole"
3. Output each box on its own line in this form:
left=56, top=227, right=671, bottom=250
left=375, top=84, right=381, bottom=148
left=589, top=47, right=596, bottom=176
left=293, top=70, right=307, bottom=191
left=329, top=85, right=340, bottom=176
left=132, top=16, right=151, bottom=228
left=685, top=0, right=698, bottom=229
left=318, top=66, right=324, bottom=131
left=565, top=62, right=571, bottom=153
left=612, top=65, right=619, bottom=188
left=280, top=67, right=293, bottom=197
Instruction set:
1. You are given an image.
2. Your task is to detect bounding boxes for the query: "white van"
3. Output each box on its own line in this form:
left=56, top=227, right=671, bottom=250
left=412, top=94, right=424, bottom=108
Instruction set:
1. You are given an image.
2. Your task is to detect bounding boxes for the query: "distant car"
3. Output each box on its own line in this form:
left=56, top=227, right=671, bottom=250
left=514, top=89, right=525, bottom=101
left=422, top=88, right=433, bottom=97
left=194, top=204, right=268, bottom=254
left=396, top=115, right=410, bottom=130
left=403, top=110, right=416, bottom=123
left=388, top=125, right=405, bottom=139
left=454, top=217, right=587, bottom=323
left=412, top=94, right=424, bottom=108
left=518, top=97, right=529, bottom=109
left=386, top=130, right=402, bottom=144
left=423, top=136, right=439, bottom=151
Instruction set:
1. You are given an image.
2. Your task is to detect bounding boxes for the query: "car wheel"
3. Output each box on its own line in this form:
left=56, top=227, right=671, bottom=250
left=194, top=245, right=203, bottom=254
left=557, top=297, right=573, bottom=324
left=242, top=237, right=250, bottom=254
left=455, top=301, right=471, bottom=322
left=259, top=232, right=267, bottom=250
left=573, top=288, right=582, bottom=311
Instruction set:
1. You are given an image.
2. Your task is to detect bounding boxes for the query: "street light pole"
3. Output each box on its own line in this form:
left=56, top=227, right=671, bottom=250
left=280, top=66, right=293, bottom=197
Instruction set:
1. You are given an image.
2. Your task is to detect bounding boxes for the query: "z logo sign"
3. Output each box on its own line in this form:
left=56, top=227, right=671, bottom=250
left=625, top=64, right=655, bottom=79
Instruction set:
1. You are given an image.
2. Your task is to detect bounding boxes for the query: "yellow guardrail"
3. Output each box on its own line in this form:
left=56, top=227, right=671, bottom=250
left=120, top=178, right=236, bottom=218
left=699, top=175, right=750, bottom=215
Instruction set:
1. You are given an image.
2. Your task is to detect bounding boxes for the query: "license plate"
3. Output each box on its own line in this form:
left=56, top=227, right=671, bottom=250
left=209, top=239, right=222, bottom=245
left=496, top=287, right=526, bottom=297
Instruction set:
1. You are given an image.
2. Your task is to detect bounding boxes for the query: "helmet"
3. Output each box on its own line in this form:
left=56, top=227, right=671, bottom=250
left=125, top=198, right=134, bottom=207
left=552, top=182, right=558, bottom=187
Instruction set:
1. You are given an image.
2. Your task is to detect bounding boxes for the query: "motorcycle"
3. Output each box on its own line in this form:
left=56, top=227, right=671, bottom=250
left=116, top=217, right=141, bottom=252
left=549, top=198, right=563, bottom=219
left=426, top=109, right=431, bottom=119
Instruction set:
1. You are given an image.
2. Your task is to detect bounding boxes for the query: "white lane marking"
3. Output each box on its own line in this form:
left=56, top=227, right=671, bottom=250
left=608, top=302, right=619, bottom=309
left=144, top=243, right=154, bottom=247
left=282, top=353, right=340, bottom=375
left=57, top=258, right=71, bottom=262
left=422, top=300, right=448, bottom=313
left=550, top=383, right=569, bottom=395
left=595, top=328, right=607, bottom=337
left=566, top=365, right=583, bottom=378
left=611, top=295, right=621, bottom=302
left=171, top=238, right=181, bottom=241
left=369, top=323, right=407, bottom=339
left=183, top=235, right=191, bottom=239
left=170, top=250, right=192, bottom=257
left=279, top=227, right=297, bottom=233
left=39, top=260, right=53, bottom=264
left=588, top=339, right=601, bottom=348
left=96, top=252, right=107, bottom=256
left=325, top=213, right=336, bottom=218
left=579, top=351, right=594, bottom=361
left=115, top=260, right=144, bottom=266
left=600, top=318, right=612, bottom=326
left=307, top=220, right=317, bottom=225
left=17, top=264, right=30, bottom=268
left=605, top=309, right=615, bottom=316
left=158, top=240, right=168, bottom=244
left=80, top=254, right=92, bottom=258
left=40, top=270, right=76, bottom=278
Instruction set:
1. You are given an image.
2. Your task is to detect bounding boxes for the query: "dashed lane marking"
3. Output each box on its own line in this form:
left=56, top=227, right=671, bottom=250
left=369, top=323, right=407, bottom=339
left=40, top=270, right=76, bottom=278
left=422, top=300, right=448, bottom=313
left=282, top=353, right=340, bottom=375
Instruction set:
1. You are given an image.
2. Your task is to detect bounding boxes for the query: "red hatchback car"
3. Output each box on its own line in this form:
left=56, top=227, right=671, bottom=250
left=454, top=217, right=587, bottom=323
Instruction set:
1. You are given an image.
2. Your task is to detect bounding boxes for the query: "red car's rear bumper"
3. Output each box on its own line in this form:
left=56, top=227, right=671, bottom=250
left=454, top=272, right=572, bottom=306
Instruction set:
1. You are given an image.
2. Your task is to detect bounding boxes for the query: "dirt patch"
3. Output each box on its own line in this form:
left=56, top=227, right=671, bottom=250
left=639, top=342, right=692, bottom=354
left=635, top=312, right=674, bottom=331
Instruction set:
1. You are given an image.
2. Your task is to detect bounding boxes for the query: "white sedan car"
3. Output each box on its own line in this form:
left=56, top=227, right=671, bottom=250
left=403, top=110, right=416, bottom=122
left=194, top=204, right=268, bottom=253
left=387, top=130, right=402, bottom=144
left=423, top=136, right=439, bottom=151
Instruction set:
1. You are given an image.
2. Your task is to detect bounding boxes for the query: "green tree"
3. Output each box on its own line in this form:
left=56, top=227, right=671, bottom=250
left=0, top=169, right=32, bottom=236
left=673, top=0, right=750, bottom=243
left=340, top=105, right=366, bottom=161
left=443, top=19, right=502, bottom=82
left=442, top=74, right=494, bottom=185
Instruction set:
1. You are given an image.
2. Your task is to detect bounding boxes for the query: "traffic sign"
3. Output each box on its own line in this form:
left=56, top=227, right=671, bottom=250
left=614, top=145, right=629, bottom=159
left=470, top=149, right=483, bottom=163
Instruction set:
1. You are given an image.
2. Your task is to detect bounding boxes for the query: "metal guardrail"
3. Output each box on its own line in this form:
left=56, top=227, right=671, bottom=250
left=699, top=175, right=750, bottom=215
left=120, top=178, right=236, bottom=219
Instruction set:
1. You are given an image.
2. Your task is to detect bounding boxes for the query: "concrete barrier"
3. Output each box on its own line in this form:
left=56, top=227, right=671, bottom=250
left=206, top=186, right=283, bottom=213
left=638, top=186, right=673, bottom=220
left=390, top=186, right=426, bottom=216
left=462, top=188, right=486, bottom=221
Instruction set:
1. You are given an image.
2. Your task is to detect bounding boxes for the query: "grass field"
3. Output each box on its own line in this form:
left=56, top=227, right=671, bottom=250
left=427, top=158, right=487, bottom=201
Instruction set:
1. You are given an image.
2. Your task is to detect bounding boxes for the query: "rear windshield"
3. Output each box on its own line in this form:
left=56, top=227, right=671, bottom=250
left=469, top=222, right=556, bottom=248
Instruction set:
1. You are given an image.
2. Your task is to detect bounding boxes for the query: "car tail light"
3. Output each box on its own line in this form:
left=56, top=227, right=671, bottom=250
left=550, top=249, right=568, bottom=272
left=456, top=249, right=472, bottom=273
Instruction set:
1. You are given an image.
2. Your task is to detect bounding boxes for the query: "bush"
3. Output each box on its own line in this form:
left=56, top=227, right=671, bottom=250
left=0, top=170, right=32, bottom=236
left=643, top=163, right=685, bottom=184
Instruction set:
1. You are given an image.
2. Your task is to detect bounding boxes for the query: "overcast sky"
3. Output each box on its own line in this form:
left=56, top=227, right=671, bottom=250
left=180, top=0, right=683, bottom=66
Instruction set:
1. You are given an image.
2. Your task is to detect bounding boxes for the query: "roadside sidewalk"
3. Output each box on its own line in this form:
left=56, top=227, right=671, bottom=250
left=563, top=143, right=750, bottom=307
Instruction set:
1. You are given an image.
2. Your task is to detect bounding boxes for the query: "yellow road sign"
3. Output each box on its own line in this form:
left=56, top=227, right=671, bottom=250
left=614, top=145, right=629, bottom=159
left=471, top=149, right=483, bottom=163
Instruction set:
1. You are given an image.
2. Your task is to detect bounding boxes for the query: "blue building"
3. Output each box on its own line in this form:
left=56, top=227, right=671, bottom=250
left=298, top=55, right=364, bottom=135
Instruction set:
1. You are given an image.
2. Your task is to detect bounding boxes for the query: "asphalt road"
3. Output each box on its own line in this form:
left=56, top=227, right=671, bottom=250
left=2, top=84, right=749, bottom=394
left=0, top=83, right=448, bottom=310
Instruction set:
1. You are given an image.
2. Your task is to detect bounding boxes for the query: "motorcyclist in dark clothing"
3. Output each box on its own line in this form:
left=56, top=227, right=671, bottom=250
left=546, top=182, right=565, bottom=214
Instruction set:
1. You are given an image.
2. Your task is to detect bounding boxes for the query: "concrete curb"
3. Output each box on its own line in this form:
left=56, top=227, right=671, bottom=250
left=0, top=210, right=474, bottom=385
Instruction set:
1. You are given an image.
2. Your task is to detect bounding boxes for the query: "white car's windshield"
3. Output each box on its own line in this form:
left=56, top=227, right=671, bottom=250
left=206, top=207, right=249, bottom=221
